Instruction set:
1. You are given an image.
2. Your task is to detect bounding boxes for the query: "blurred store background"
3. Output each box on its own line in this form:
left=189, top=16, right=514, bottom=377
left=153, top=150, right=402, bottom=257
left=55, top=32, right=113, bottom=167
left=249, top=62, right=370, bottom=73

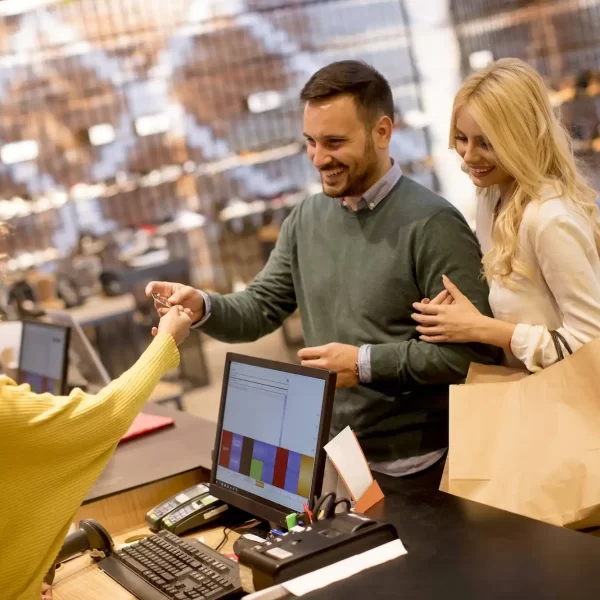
left=0, top=0, right=598, bottom=414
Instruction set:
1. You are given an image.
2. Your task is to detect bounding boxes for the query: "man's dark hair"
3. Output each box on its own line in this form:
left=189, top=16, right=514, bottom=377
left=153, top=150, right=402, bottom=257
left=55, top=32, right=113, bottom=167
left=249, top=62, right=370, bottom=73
left=300, top=60, right=394, bottom=125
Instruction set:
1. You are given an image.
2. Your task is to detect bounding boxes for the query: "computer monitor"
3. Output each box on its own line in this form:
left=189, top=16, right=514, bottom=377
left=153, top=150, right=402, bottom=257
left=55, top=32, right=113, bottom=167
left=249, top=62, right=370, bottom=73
left=17, top=321, right=70, bottom=395
left=44, top=309, right=111, bottom=391
left=209, top=353, right=336, bottom=526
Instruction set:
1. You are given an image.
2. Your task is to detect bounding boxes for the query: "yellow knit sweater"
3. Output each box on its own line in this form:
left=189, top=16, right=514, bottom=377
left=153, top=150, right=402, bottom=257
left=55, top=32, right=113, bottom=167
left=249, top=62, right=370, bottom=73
left=0, top=332, right=180, bottom=600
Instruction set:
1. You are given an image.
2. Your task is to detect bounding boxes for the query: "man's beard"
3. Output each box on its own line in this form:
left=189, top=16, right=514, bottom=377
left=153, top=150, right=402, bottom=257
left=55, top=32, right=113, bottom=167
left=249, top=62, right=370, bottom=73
left=320, top=139, right=379, bottom=198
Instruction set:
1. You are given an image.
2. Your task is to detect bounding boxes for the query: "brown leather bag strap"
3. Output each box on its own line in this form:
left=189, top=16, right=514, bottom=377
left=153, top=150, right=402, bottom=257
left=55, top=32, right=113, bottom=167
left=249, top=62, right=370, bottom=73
left=552, top=330, right=573, bottom=355
left=550, top=330, right=573, bottom=362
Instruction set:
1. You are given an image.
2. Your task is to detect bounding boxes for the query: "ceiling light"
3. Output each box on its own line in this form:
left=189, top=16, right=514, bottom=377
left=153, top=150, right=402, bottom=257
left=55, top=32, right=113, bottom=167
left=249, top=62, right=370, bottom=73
left=1, top=140, right=39, bottom=165
left=135, top=113, right=171, bottom=137
left=403, top=109, right=430, bottom=129
left=469, top=50, right=494, bottom=71
left=247, top=91, right=283, bottom=114
left=88, top=124, right=116, bottom=147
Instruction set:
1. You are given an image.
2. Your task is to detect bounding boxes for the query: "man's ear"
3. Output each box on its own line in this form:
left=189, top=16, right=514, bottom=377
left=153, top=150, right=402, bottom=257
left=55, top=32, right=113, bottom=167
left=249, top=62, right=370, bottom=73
left=373, top=115, right=393, bottom=149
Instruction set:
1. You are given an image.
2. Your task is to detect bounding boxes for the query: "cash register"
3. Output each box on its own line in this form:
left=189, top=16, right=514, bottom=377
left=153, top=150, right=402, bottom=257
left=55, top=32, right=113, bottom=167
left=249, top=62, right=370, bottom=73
left=61, top=352, right=337, bottom=599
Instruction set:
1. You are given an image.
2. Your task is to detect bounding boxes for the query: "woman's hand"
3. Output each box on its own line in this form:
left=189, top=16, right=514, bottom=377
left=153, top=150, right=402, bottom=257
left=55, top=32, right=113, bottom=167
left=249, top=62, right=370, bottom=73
left=41, top=583, right=53, bottom=600
left=412, top=275, right=485, bottom=344
left=420, top=288, right=455, bottom=307
left=155, top=306, right=193, bottom=346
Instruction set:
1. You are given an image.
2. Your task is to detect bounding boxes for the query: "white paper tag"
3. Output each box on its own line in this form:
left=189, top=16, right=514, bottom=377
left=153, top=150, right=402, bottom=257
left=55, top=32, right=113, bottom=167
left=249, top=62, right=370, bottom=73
left=324, top=427, right=373, bottom=501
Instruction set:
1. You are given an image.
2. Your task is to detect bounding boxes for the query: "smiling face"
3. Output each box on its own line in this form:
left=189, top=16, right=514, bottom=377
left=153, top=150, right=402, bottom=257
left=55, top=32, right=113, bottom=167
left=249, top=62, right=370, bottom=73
left=454, top=107, right=515, bottom=190
left=303, top=94, right=387, bottom=198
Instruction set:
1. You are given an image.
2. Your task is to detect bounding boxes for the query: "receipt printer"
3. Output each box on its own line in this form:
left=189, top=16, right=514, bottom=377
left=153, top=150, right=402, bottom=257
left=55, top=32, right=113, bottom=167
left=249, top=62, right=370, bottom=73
left=238, top=512, right=398, bottom=590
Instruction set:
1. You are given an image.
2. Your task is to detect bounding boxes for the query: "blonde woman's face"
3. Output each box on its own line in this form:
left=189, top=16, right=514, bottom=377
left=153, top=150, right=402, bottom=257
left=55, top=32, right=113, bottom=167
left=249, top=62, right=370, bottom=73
left=454, top=108, right=514, bottom=189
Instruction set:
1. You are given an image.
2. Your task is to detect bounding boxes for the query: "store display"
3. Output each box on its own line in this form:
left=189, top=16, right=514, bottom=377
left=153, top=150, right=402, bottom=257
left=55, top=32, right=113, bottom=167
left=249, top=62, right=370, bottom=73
left=0, top=0, right=437, bottom=292
left=452, top=0, right=600, bottom=190
left=6, top=2, right=595, bottom=290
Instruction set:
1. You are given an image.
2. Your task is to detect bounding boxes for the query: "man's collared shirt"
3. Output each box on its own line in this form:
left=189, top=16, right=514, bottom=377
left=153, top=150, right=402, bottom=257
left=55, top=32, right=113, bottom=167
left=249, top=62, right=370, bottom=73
left=339, top=159, right=402, bottom=213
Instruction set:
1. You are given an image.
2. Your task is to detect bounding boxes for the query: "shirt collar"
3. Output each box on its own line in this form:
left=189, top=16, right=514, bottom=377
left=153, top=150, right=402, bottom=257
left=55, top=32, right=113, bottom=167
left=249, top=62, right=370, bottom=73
left=339, top=159, right=403, bottom=212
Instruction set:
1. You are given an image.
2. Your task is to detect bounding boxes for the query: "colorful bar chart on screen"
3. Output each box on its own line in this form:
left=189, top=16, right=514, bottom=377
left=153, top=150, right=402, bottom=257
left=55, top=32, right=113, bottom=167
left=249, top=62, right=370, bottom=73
left=219, top=430, right=314, bottom=500
left=215, top=360, right=327, bottom=512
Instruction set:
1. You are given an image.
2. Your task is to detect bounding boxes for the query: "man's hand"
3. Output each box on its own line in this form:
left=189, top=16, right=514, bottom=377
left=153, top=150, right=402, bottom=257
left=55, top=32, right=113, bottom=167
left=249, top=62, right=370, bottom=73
left=145, top=281, right=205, bottom=323
left=297, top=343, right=360, bottom=389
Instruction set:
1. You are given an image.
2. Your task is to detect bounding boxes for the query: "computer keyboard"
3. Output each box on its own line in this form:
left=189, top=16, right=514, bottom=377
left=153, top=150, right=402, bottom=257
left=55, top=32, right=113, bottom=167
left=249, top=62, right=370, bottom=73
left=98, top=530, right=242, bottom=600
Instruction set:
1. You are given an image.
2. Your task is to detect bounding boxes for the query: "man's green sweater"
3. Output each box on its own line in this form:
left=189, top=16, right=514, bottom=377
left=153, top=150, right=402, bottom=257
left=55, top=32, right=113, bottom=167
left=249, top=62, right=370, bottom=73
left=202, top=176, right=501, bottom=461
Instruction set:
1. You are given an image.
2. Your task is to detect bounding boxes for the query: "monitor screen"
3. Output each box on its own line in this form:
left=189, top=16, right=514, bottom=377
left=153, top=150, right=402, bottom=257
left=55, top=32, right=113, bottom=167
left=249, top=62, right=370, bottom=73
left=17, top=322, right=70, bottom=395
left=211, top=354, right=335, bottom=524
left=44, top=310, right=111, bottom=391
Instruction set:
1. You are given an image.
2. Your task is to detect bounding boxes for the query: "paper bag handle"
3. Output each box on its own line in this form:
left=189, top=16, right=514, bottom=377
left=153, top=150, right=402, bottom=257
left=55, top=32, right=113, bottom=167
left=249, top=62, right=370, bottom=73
left=550, top=330, right=573, bottom=361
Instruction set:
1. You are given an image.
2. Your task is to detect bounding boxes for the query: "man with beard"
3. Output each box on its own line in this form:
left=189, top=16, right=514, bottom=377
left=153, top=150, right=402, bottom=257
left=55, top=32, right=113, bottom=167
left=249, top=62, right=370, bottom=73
left=147, top=61, right=501, bottom=487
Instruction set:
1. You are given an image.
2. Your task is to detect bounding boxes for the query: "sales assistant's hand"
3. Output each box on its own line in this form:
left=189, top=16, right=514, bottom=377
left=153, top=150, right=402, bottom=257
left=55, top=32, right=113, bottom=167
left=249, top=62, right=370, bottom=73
left=297, top=343, right=360, bottom=389
left=145, top=281, right=205, bottom=323
left=411, top=275, right=484, bottom=344
left=155, top=306, right=193, bottom=346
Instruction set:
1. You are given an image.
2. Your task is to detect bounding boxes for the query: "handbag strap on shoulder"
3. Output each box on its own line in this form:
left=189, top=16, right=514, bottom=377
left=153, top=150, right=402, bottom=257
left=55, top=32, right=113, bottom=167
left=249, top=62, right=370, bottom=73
left=550, top=330, right=573, bottom=361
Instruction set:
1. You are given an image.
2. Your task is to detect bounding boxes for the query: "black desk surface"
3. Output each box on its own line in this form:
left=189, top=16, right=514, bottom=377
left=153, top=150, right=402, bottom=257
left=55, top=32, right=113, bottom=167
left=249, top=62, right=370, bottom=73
left=300, top=473, right=600, bottom=600
left=84, top=403, right=215, bottom=503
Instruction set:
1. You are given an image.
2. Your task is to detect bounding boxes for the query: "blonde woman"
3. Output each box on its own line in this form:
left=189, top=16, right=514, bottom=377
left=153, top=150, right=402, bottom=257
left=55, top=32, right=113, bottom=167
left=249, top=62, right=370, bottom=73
left=0, top=222, right=193, bottom=600
left=412, top=58, right=600, bottom=372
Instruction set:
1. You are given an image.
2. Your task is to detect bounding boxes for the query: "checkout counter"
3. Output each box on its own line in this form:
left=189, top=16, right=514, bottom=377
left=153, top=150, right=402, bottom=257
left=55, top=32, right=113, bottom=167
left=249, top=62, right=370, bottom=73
left=53, top=404, right=600, bottom=600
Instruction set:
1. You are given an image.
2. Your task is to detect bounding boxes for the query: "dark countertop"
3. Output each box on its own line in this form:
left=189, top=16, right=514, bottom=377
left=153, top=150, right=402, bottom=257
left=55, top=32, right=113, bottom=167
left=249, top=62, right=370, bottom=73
left=83, top=404, right=600, bottom=598
left=84, top=402, right=215, bottom=503
left=300, top=473, right=600, bottom=599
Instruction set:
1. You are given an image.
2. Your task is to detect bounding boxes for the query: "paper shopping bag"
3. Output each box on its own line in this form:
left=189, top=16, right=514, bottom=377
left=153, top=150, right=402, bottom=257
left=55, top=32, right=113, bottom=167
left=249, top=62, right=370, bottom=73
left=443, top=337, right=600, bottom=529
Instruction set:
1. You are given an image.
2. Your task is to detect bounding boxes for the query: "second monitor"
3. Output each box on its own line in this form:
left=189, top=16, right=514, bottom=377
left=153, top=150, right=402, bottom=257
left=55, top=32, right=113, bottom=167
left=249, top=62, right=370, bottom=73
left=18, top=321, right=70, bottom=395
left=210, top=353, right=336, bottom=526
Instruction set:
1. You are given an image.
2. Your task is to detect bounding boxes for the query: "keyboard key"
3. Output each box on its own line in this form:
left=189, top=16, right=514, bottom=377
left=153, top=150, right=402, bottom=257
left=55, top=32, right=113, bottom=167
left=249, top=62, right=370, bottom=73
left=122, top=557, right=145, bottom=573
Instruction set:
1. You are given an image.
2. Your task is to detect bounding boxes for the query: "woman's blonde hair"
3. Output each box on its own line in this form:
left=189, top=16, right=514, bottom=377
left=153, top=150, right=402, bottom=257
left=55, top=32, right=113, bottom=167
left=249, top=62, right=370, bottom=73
left=449, top=57, right=600, bottom=288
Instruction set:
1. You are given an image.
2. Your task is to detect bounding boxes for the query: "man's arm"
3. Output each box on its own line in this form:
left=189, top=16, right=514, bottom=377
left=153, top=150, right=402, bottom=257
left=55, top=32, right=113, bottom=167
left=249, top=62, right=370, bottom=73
left=369, top=207, right=502, bottom=385
left=199, top=208, right=298, bottom=343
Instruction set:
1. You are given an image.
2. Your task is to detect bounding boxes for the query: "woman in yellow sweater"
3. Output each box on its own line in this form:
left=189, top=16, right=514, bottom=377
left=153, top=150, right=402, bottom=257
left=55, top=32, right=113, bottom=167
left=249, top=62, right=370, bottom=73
left=0, top=225, right=193, bottom=600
